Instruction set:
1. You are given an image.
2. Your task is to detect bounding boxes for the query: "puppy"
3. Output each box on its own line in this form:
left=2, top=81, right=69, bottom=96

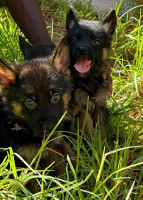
left=19, top=35, right=55, bottom=60
left=64, top=8, right=117, bottom=140
left=0, top=41, right=74, bottom=192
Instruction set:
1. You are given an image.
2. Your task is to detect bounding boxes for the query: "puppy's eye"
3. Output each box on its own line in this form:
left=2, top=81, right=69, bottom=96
left=25, top=98, right=37, bottom=109
left=72, top=36, right=77, bottom=43
left=94, top=39, right=100, bottom=46
left=51, top=93, right=60, bottom=104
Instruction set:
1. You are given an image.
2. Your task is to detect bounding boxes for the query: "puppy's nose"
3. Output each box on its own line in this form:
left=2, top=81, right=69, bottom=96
left=78, top=46, right=89, bottom=55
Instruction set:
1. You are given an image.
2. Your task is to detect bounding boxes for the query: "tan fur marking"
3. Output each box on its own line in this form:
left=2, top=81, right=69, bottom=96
left=102, top=48, right=109, bottom=61
left=20, top=66, right=30, bottom=77
left=21, top=63, right=51, bottom=77
left=17, top=143, right=41, bottom=164
left=78, top=108, right=95, bottom=136
left=103, top=22, right=112, bottom=33
left=12, top=101, right=24, bottom=119
left=63, top=69, right=70, bottom=80
left=48, top=85, right=57, bottom=90
left=21, top=84, right=35, bottom=94
left=40, top=63, right=51, bottom=71
left=74, top=89, right=88, bottom=108
left=50, top=37, right=70, bottom=75
left=62, top=92, right=70, bottom=109
left=92, top=89, right=109, bottom=107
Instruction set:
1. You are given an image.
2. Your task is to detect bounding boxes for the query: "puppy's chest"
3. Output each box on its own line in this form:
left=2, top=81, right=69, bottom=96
left=79, top=77, right=100, bottom=96
left=73, top=75, right=108, bottom=112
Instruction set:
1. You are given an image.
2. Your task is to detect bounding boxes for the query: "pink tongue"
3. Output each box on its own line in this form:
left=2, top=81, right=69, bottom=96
left=74, top=59, right=91, bottom=73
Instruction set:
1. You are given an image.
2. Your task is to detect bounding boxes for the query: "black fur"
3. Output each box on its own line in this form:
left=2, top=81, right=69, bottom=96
left=0, top=42, right=74, bottom=192
left=65, top=8, right=117, bottom=139
left=19, top=35, right=55, bottom=60
left=66, top=8, right=116, bottom=74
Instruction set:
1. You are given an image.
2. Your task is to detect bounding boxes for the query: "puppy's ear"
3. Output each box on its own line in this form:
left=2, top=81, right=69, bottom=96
left=102, top=10, right=117, bottom=40
left=50, top=37, right=70, bottom=79
left=0, top=59, right=17, bottom=90
left=19, top=35, right=31, bottom=57
left=66, top=7, right=78, bottom=31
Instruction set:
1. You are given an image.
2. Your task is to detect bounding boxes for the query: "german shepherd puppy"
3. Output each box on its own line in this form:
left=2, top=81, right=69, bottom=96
left=19, top=35, right=55, bottom=60
left=63, top=8, right=117, bottom=140
left=0, top=41, right=74, bottom=192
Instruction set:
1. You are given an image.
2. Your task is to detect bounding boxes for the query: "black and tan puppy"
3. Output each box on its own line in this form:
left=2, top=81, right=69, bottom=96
left=19, top=35, right=55, bottom=60
left=0, top=42, right=74, bottom=192
left=64, top=8, right=117, bottom=140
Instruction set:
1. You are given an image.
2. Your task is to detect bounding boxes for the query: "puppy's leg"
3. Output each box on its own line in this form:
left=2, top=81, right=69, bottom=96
left=16, top=143, right=42, bottom=193
left=42, top=139, right=75, bottom=176
left=78, top=108, right=95, bottom=138
left=26, top=179, right=40, bottom=193
left=59, top=138, right=76, bottom=168
left=94, top=106, right=109, bottom=140
left=46, top=148, right=67, bottom=176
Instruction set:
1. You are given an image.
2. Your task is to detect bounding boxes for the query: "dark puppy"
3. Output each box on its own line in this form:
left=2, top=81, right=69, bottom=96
left=0, top=42, right=74, bottom=192
left=64, top=8, right=117, bottom=140
left=19, top=35, right=55, bottom=60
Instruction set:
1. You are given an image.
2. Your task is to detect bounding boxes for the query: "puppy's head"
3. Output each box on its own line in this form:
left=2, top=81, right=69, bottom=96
left=0, top=41, right=70, bottom=138
left=19, top=35, right=55, bottom=60
left=66, top=7, right=117, bottom=75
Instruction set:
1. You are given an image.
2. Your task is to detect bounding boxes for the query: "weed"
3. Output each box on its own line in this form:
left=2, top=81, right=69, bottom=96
left=0, top=0, right=142, bottom=199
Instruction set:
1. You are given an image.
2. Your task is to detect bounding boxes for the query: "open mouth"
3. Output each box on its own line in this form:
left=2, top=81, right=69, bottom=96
left=74, top=58, right=91, bottom=73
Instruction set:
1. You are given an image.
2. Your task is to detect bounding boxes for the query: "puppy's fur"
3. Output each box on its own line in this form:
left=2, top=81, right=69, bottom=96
left=64, top=8, right=117, bottom=139
left=0, top=41, right=74, bottom=192
left=19, top=35, right=55, bottom=60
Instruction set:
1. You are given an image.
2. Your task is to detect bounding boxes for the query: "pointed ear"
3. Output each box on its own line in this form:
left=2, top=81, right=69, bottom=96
left=0, top=59, right=16, bottom=90
left=66, top=7, right=78, bottom=31
left=50, top=37, right=70, bottom=79
left=19, top=35, right=31, bottom=57
left=102, top=10, right=117, bottom=40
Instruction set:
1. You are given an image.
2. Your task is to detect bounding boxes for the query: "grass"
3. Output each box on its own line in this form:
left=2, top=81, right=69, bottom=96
left=0, top=0, right=143, bottom=199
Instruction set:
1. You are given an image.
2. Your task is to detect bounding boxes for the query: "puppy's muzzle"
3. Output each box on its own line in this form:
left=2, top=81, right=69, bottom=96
left=77, top=46, right=89, bottom=55
left=38, top=119, right=57, bottom=132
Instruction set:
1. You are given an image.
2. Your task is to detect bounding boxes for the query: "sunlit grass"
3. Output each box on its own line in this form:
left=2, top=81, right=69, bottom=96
left=0, top=0, right=142, bottom=199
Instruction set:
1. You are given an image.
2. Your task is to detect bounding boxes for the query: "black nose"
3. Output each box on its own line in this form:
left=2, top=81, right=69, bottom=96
left=78, top=46, right=89, bottom=55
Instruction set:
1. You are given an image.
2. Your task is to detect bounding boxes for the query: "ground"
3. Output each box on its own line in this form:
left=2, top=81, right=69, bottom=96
left=71, top=0, right=131, bottom=12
